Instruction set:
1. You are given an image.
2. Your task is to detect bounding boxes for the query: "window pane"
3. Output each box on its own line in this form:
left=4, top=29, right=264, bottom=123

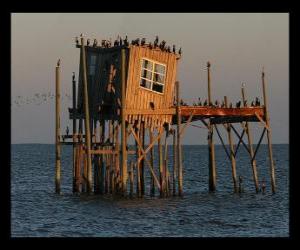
left=153, top=73, right=164, bottom=84
left=152, top=82, right=163, bottom=93
left=142, top=59, right=153, bottom=70
left=142, top=69, right=152, bottom=80
left=154, top=64, right=165, bottom=74
left=140, top=79, right=152, bottom=89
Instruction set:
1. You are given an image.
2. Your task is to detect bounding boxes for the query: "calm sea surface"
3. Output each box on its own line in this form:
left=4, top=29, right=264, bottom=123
left=11, top=144, right=289, bottom=237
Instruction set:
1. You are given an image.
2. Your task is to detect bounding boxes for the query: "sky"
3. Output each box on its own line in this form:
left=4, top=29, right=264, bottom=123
left=11, top=13, right=289, bottom=144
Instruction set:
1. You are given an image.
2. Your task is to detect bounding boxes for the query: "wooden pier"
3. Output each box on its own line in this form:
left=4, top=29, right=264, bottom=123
left=54, top=35, right=276, bottom=197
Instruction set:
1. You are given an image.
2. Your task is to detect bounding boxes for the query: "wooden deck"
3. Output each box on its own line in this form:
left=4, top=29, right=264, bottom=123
left=176, top=106, right=265, bottom=124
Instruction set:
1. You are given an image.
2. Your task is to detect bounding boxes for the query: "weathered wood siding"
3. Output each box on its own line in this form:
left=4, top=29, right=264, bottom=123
left=125, top=45, right=178, bottom=128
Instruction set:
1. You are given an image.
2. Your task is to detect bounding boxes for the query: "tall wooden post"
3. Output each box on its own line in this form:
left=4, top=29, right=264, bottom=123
left=99, top=119, right=105, bottom=194
left=80, top=36, right=93, bottom=193
left=172, top=130, right=177, bottom=196
left=176, top=81, right=183, bottom=196
left=72, top=72, right=78, bottom=193
left=140, top=122, right=145, bottom=196
left=135, top=126, right=141, bottom=197
left=224, top=96, right=238, bottom=193
left=261, top=69, right=276, bottom=193
left=207, top=62, right=216, bottom=192
left=149, top=128, right=155, bottom=197
left=55, top=60, right=61, bottom=194
left=121, top=49, right=128, bottom=195
left=115, top=124, right=120, bottom=193
left=241, top=85, right=259, bottom=193
left=158, top=129, right=164, bottom=197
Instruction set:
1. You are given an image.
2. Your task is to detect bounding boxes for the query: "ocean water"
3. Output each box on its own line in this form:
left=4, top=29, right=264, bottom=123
left=11, top=144, right=289, bottom=237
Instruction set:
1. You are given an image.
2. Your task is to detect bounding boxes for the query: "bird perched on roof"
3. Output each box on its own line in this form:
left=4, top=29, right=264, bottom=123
left=141, top=38, right=146, bottom=46
left=255, top=97, right=260, bottom=106
left=149, top=42, right=153, bottom=49
left=87, top=39, right=90, bottom=46
left=166, top=46, right=171, bottom=53
left=159, top=40, right=166, bottom=50
left=114, top=39, right=119, bottom=47
left=57, top=59, right=61, bottom=67
left=124, top=35, right=129, bottom=46
left=209, top=101, right=213, bottom=107
left=180, top=99, right=184, bottom=106
left=203, top=99, right=208, bottom=106
left=101, top=40, right=106, bottom=47
left=251, top=101, right=255, bottom=107
left=243, top=100, right=247, bottom=107
left=135, top=38, right=140, bottom=46
left=221, top=101, right=225, bottom=108
left=154, top=35, right=159, bottom=48
left=93, top=39, right=98, bottom=47
left=236, top=101, right=241, bottom=108
left=173, top=45, right=176, bottom=53
left=215, top=100, right=219, bottom=107
left=179, top=47, right=182, bottom=56
left=229, top=102, right=233, bottom=108
left=119, top=36, right=123, bottom=46
left=75, top=37, right=79, bottom=45
left=197, top=97, right=202, bottom=106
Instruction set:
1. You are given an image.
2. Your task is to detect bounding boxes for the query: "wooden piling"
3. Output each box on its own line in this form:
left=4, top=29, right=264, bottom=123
left=72, top=73, right=77, bottom=193
left=140, top=122, right=145, bottom=196
left=158, top=129, right=164, bottom=197
left=261, top=69, right=276, bottom=193
left=129, top=161, right=134, bottom=197
left=55, top=60, right=61, bottom=194
left=149, top=128, right=155, bottom=197
left=176, top=81, right=183, bottom=196
left=121, top=49, right=128, bottom=195
left=224, top=96, right=238, bottom=193
left=99, top=119, right=105, bottom=194
left=207, top=62, right=216, bottom=192
left=172, top=130, right=177, bottom=196
left=80, top=36, right=93, bottom=193
left=135, top=126, right=142, bottom=197
left=241, top=86, right=259, bottom=193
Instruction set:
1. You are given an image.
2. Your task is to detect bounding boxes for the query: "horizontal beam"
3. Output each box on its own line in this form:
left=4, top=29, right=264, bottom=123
left=179, top=106, right=264, bottom=118
left=125, top=109, right=176, bottom=115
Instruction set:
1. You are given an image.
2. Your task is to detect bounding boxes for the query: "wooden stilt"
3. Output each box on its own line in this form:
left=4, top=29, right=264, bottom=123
left=158, top=129, right=164, bottom=197
left=140, top=122, right=145, bottom=196
left=121, top=49, right=128, bottom=195
left=55, top=60, right=61, bottom=194
left=172, top=129, right=177, bottom=196
left=115, top=123, right=120, bottom=193
left=224, top=96, right=238, bottom=193
left=99, top=119, right=105, bottom=194
left=129, top=161, right=134, bottom=197
left=163, top=129, right=170, bottom=196
left=261, top=69, right=276, bottom=193
left=207, top=62, right=216, bottom=192
left=241, top=86, right=259, bottom=193
left=72, top=73, right=77, bottom=193
left=135, top=126, right=142, bottom=197
left=80, top=36, right=93, bottom=193
left=149, top=128, right=155, bottom=197
left=176, top=81, right=183, bottom=196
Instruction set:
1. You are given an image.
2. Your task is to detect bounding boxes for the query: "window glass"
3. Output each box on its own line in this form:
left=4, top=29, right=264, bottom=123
left=140, top=58, right=166, bottom=93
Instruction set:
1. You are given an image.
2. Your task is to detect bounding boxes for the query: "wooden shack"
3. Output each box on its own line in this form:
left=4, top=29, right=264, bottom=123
left=75, top=43, right=180, bottom=129
left=55, top=36, right=276, bottom=198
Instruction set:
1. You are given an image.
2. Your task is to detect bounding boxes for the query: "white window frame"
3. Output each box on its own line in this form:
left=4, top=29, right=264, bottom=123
left=139, top=58, right=166, bottom=94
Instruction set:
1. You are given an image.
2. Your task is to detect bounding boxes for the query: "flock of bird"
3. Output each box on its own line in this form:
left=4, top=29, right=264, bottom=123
left=75, top=35, right=182, bottom=55
left=12, top=92, right=72, bottom=107
left=178, top=97, right=262, bottom=108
